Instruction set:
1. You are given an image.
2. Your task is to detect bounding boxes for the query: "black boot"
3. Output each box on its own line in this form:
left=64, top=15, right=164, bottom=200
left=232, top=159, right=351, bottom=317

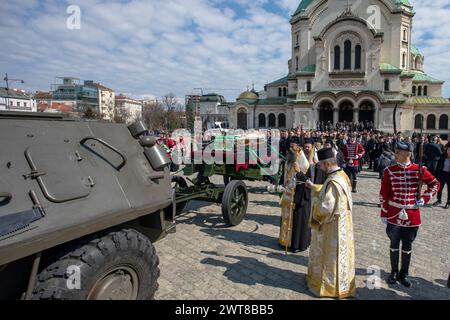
left=387, top=249, right=399, bottom=284
left=445, top=203, right=450, bottom=210
left=352, top=181, right=357, bottom=193
left=398, top=251, right=412, bottom=288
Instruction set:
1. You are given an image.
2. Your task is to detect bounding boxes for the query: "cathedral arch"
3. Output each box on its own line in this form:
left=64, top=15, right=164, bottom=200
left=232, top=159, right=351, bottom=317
left=338, top=100, right=354, bottom=122
left=318, top=100, right=334, bottom=123
left=237, top=107, right=248, bottom=130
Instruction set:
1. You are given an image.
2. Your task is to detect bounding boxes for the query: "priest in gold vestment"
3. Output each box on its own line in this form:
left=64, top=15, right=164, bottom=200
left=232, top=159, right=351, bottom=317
left=305, top=147, right=356, bottom=299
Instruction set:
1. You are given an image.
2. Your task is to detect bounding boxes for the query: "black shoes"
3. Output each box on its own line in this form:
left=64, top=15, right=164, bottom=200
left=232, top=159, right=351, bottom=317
left=387, top=271, right=398, bottom=285
left=398, top=272, right=412, bottom=288
left=445, top=203, right=450, bottom=210
left=433, top=200, right=442, bottom=207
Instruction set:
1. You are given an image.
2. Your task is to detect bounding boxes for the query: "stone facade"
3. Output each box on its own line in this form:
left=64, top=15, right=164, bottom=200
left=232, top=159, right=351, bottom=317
left=229, top=0, right=450, bottom=137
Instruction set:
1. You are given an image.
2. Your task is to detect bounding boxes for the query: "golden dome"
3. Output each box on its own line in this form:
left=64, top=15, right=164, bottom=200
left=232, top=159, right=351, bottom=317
left=237, top=90, right=258, bottom=101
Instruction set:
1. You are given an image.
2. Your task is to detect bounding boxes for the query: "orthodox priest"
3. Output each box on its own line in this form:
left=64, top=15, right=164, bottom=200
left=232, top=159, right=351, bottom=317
left=305, top=148, right=356, bottom=299
left=279, top=140, right=313, bottom=253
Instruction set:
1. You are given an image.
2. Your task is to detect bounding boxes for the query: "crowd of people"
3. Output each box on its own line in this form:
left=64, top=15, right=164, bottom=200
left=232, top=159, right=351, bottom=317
left=274, top=124, right=449, bottom=298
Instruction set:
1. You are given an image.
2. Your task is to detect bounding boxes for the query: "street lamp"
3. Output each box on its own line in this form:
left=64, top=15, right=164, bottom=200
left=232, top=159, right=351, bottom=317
left=3, top=73, right=25, bottom=111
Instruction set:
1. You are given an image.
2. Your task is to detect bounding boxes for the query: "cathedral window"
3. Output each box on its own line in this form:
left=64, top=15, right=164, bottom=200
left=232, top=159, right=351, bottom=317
left=344, top=40, right=352, bottom=70
left=384, top=79, right=390, bottom=92
left=402, top=53, right=406, bottom=68
left=414, top=114, right=424, bottom=129
left=412, top=86, right=416, bottom=96
left=283, top=88, right=287, bottom=96
left=427, top=114, right=436, bottom=129
left=306, top=81, right=312, bottom=92
left=334, top=45, right=341, bottom=70
left=258, top=114, right=266, bottom=128
left=403, top=29, right=407, bottom=41
left=268, top=114, right=276, bottom=127
left=278, top=88, right=282, bottom=97
left=439, top=114, right=449, bottom=130
left=278, top=114, right=286, bottom=128
left=424, top=85, right=428, bottom=96
left=418, top=86, right=422, bottom=96
left=296, top=56, right=299, bottom=71
left=355, top=45, right=362, bottom=70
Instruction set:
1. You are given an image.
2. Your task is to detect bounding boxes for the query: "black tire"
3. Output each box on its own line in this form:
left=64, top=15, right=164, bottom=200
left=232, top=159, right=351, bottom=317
left=221, top=180, right=248, bottom=227
left=172, top=176, right=188, bottom=215
left=32, top=229, right=159, bottom=300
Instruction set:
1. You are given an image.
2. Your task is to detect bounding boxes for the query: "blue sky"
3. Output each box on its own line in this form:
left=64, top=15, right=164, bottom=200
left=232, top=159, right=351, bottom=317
left=0, top=0, right=449, bottom=102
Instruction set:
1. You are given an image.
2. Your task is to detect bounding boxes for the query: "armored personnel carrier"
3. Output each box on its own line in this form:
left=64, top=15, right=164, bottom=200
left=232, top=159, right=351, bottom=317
left=0, top=112, right=175, bottom=300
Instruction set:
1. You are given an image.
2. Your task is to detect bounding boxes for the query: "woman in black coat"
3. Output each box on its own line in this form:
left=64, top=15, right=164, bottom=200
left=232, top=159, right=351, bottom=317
left=433, top=145, right=450, bottom=209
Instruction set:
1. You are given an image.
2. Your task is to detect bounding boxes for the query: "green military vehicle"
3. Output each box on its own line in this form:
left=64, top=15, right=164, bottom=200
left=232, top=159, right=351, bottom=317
left=0, top=112, right=175, bottom=300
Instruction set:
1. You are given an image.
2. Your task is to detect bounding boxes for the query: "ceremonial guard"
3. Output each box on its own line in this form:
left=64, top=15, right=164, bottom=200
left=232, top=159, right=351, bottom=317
left=379, top=141, right=440, bottom=287
left=343, top=133, right=365, bottom=193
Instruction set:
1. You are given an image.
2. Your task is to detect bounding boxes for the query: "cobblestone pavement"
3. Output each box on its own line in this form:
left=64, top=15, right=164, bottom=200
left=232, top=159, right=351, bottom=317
left=155, top=168, right=450, bottom=300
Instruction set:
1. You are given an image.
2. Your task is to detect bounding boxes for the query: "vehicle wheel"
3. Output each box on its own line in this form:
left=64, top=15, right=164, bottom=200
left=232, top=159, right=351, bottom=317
left=221, top=180, right=248, bottom=226
left=31, top=229, right=159, bottom=300
left=172, top=176, right=188, bottom=215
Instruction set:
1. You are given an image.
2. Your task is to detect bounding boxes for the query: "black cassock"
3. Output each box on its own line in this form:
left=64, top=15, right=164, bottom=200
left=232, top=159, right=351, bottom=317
left=290, top=164, right=325, bottom=252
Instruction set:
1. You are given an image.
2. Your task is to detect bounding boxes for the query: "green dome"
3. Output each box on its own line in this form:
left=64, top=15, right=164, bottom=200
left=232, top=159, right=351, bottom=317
left=293, top=0, right=412, bottom=16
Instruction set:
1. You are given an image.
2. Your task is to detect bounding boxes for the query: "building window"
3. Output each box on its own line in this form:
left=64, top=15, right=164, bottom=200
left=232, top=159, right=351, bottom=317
left=296, top=56, right=299, bottom=71
left=418, top=86, right=422, bottom=96
left=278, top=88, right=282, bottom=97
left=296, top=34, right=299, bottom=45
left=403, top=29, right=407, bottom=41
left=278, top=114, right=286, bottom=128
left=306, top=81, right=312, bottom=92
left=439, top=114, right=449, bottom=130
left=384, top=79, right=390, bottom=91
left=355, top=45, right=362, bottom=70
left=283, top=88, right=287, bottom=96
left=344, top=40, right=352, bottom=70
left=424, top=86, right=428, bottom=96
left=24, top=102, right=27, bottom=107
left=402, top=53, right=406, bottom=68
left=414, top=114, right=424, bottom=129
left=17, top=102, right=20, bottom=107
left=10, top=101, right=13, bottom=106
left=412, top=86, right=416, bottom=96
left=258, top=114, right=266, bottom=128
left=268, top=114, right=276, bottom=127
left=427, top=114, right=436, bottom=130
left=334, top=45, right=341, bottom=70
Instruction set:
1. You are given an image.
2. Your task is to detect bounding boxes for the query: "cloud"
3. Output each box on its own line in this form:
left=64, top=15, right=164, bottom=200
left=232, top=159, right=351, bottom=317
left=0, top=0, right=448, bottom=102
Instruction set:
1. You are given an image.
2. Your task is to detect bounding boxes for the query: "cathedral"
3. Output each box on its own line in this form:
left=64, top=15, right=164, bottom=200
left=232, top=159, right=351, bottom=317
left=228, top=0, right=450, bottom=137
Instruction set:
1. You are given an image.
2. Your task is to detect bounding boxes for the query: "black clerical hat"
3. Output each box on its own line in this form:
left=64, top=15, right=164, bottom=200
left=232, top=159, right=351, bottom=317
left=317, top=147, right=335, bottom=161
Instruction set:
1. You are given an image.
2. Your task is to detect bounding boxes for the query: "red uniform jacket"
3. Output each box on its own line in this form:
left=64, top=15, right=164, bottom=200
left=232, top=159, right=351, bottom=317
left=379, top=163, right=440, bottom=227
left=343, top=142, right=365, bottom=167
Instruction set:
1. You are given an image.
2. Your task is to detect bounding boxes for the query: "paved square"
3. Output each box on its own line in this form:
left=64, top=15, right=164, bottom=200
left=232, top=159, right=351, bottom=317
left=155, top=169, right=450, bottom=300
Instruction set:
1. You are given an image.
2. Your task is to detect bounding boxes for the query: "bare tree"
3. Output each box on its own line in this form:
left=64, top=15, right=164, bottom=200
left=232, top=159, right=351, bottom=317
left=142, top=100, right=166, bottom=130
left=162, top=93, right=179, bottom=111
left=114, top=107, right=130, bottom=124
